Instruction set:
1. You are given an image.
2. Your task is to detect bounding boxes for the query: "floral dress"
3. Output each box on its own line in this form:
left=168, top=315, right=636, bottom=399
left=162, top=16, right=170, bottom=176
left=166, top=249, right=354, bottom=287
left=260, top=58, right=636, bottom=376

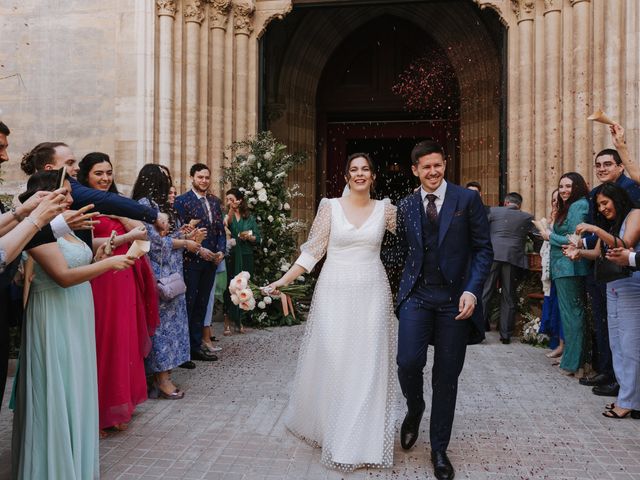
left=138, top=198, right=190, bottom=373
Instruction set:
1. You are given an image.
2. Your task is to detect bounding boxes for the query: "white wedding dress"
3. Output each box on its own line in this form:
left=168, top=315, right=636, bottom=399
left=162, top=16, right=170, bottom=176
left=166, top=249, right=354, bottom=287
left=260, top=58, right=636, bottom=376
left=284, top=198, right=397, bottom=472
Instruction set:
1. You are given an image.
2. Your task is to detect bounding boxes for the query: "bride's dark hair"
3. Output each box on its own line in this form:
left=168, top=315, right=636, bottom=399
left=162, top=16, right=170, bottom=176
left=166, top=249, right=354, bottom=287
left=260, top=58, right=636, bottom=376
left=344, top=152, right=376, bottom=194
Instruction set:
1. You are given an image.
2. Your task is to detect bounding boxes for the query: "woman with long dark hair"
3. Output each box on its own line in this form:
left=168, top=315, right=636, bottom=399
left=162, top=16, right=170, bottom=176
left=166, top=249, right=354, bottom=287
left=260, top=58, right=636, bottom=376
left=12, top=171, right=134, bottom=479
left=539, top=172, right=590, bottom=376
left=566, top=182, right=640, bottom=418
left=78, top=152, right=155, bottom=435
left=223, top=187, right=261, bottom=334
left=131, top=164, right=200, bottom=398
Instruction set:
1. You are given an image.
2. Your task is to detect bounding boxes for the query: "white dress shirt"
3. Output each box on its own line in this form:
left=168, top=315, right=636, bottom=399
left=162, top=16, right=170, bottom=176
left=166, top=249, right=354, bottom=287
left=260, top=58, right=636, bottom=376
left=420, top=180, right=447, bottom=214
left=192, top=189, right=213, bottom=223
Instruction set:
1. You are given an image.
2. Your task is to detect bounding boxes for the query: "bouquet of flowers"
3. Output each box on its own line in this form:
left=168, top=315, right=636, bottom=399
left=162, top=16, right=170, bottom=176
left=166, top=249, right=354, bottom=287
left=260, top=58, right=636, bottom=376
left=229, top=271, right=308, bottom=312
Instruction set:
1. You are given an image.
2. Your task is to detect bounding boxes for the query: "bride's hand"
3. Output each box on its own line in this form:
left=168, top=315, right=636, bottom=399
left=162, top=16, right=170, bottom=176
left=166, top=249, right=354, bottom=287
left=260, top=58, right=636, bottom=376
left=263, top=279, right=286, bottom=296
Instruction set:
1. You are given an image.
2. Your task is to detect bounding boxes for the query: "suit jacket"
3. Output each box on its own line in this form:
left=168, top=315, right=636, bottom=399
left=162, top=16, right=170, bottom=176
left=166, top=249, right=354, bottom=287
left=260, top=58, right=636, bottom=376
left=487, top=205, right=534, bottom=269
left=395, top=184, right=494, bottom=343
left=174, top=190, right=226, bottom=270
left=550, top=198, right=590, bottom=279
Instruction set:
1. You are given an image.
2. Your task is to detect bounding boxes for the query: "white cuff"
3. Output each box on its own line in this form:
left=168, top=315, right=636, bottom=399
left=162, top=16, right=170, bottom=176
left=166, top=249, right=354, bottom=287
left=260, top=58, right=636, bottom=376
left=463, top=291, right=477, bottom=304
left=295, top=251, right=318, bottom=273
left=629, top=252, right=636, bottom=268
left=50, top=214, right=72, bottom=239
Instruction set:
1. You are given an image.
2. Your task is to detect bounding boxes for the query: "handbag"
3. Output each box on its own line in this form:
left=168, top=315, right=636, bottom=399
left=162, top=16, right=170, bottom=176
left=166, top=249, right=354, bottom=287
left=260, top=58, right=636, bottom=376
left=157, top=272, right=186, bottom=301
left=594, top=236, right=631, bottom=283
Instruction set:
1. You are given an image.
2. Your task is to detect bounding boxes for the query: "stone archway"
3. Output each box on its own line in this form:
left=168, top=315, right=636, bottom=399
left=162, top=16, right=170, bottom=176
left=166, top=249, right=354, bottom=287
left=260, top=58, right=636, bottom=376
left=263, top=0, right=504, bottom=224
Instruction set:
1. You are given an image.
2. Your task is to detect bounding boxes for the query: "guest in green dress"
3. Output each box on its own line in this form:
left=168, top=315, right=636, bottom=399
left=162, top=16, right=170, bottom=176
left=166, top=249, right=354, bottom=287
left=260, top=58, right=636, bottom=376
left=223, top=188, right=261, bottom=334
left=540, top=172, right=590, bottom=376
left=11, top=172, right=135, bottom=480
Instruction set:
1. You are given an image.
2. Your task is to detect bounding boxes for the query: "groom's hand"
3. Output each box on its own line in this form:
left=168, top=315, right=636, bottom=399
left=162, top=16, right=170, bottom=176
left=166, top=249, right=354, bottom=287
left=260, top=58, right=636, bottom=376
left=455, top=292, right=476, bottom=320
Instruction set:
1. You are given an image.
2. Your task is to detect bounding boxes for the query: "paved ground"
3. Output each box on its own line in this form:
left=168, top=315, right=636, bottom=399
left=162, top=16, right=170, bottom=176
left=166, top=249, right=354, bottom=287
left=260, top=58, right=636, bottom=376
left=1, top=324, right=639, bottom=480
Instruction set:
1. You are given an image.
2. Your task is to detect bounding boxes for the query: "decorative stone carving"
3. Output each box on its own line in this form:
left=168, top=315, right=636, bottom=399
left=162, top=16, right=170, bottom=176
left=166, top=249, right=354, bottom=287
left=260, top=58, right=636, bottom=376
left=570, top=0, right=590, bottom=5
left=184, top=0, right=205, bottom=24
left=208, top=0, right=232, bottom=29
left=156, top=0, right=177, bottom=17
left=544, top=0, right=561, bottom=13
left=511, top=0, right=535, bottom=22
left=233, top=0, right=255, bottom=35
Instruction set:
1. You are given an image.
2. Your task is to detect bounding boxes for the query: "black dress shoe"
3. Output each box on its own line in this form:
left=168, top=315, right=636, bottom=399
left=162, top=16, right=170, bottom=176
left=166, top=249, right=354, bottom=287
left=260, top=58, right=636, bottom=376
left=431, top=450, right=455, bottom=480
left=631, top=410, right=640, bottom=419
left=178, top=361, right=196, bottom=369
left=500, top=338, right=510, bottom=344
left=579, top=373, right=609, bottom=386
left=191, top=349, right=219, bottom=361
left=592, top=382, right=619, bottom=397
left=400, top=403, right=425, bottom=450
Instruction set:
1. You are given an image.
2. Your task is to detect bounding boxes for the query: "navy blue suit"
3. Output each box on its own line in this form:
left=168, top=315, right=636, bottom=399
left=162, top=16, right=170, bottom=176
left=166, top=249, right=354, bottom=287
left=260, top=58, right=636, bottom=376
left=395, top=184, right=493, bottom=452
left=174, top=190, right=226, bottom=352
left=585, top=173, right=640, bottom=381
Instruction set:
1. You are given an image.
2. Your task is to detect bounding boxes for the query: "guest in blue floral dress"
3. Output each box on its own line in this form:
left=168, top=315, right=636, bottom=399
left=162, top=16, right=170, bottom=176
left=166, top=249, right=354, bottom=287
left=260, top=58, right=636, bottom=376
left=132, top=165, right=200, bottom=399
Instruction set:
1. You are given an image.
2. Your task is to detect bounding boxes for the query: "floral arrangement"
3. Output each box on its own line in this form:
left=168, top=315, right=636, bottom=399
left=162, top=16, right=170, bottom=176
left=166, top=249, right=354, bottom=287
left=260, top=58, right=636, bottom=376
left=520, top=311, right=549, bottom=346
left=229, top=271, right=308, bottom=312
left=223, top=131, right=309, bottom=326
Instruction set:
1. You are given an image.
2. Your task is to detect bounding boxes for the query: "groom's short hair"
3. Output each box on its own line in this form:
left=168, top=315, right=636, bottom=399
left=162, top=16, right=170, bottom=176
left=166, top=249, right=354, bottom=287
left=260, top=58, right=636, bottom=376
left=411, top=140, right=445, bottom=165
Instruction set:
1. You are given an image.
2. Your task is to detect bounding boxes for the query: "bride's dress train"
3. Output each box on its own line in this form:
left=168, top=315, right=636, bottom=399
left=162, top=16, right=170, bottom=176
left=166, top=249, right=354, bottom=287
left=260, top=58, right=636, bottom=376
left=284, top=198, right=397, bottom=472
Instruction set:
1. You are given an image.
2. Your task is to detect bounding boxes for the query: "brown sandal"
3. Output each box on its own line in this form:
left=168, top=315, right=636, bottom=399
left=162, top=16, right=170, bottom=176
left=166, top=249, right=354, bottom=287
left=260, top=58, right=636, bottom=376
left=602, top=408, right=631, bottom=419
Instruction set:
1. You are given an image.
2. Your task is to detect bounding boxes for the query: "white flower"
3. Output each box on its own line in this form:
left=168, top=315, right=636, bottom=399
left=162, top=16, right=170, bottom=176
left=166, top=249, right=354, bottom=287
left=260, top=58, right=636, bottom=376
left=267, top=239, right=274, bottom=245
left=247, top=154, right=256, bottom=162
left=263, top=247, right=268, bottom=253
left=297, top=275, right=305, bottom=282
left=240, top=271, right=250, bottom=280
left=264, top=152, right=273, bottom=160
left=254, top=181, right=264, bottom=190
left=280, top=263, right=290, bottom=272
left=230, top=294, right=240, bottom=305
left=258, top=301, right=266, bottom=309
left=254, top=176, right=259, bottom=181
left=257, top=188, right=267, bottom=196
left=266, top=171, right=273, bottom=178
left=258, top=193, right=268, bottom=202
left=237, top=288, right=253, bottom=302
left=266, top=200, right=270, bottom=205
left=284, top=203, right=290, bottom=210
left=264, top=296, right=272, bottom=305
left=268, top=215, right=274, bottom=222
left=275, top=172, right=286, bottom=179
left=257, top=162, right=261, bottom=169
left=239, top=187, right=246, bottom=193
left=249, top=197, right=258, bottom=204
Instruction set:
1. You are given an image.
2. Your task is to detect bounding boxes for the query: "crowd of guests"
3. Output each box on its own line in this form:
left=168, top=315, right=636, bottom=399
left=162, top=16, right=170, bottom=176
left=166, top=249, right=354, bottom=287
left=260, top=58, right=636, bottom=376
left=0, top=120, right=262, bottom=478
left=471, top=124, right=640, bottom=422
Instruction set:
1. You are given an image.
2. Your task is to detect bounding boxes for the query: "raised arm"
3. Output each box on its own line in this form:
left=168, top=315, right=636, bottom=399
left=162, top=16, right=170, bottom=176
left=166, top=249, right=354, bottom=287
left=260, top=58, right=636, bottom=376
left=611, top=124, right=640, bottom=183
left=69, top=178, right=158, bottom=223
left=28, top=242, right=135, bottom=288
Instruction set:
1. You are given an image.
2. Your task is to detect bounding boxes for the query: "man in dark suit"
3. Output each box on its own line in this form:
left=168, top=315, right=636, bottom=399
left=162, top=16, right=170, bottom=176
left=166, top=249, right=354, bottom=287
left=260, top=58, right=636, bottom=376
left=174, top=163, right=226, bottom=362
left=481, top=192, right=535, bottom=343
left=581, top=149, right=640, bottom=396
left=395, top=140, right=493, bottom=480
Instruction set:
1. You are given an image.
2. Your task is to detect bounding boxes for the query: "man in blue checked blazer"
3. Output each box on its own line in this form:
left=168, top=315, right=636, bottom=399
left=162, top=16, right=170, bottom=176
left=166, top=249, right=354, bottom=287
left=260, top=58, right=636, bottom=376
left=174, top=163, right=226, bottom=362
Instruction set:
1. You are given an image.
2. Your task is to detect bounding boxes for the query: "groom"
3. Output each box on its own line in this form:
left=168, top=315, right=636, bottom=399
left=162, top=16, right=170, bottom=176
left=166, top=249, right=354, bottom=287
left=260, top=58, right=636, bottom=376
left=395, top=140, right=493, bottom=480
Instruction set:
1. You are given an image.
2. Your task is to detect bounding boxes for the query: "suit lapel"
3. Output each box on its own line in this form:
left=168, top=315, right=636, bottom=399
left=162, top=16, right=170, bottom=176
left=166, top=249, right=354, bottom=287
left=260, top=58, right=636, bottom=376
left=438, top=185, right=458, bottom=246
left=409, top=191, right=423, bottom=249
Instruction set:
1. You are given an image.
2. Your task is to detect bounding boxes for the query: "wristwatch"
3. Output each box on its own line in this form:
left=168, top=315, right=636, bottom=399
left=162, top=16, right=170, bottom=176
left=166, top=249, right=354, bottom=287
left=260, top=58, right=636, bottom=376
left=10, top=205, right=25, bottom=222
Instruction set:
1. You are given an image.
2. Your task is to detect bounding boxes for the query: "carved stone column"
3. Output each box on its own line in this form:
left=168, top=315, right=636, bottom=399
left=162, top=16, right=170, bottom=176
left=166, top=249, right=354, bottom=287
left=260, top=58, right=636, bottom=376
left=543, top=0, right=562, bottom=213
left=184, top=0, right=205, bottom=167
left=156, top=0, right=177, bottom=168
left=604, top=0, right=623, bottom=131
left=571, top=0, right=591, bottom=175
left=513, top=1, right=535, bottom=210
left=233, top=0, right=255, bottom=143
left=209, top=0, right=231, bottom=181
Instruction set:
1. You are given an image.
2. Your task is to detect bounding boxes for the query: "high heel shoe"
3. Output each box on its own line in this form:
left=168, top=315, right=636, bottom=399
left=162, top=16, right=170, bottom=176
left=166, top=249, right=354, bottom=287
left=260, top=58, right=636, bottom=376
left=159, top=388, right=184, bottom=400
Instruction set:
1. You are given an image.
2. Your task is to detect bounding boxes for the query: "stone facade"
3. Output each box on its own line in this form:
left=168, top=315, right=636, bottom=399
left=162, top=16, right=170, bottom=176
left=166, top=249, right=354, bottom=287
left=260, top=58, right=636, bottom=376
left=0, top=0, right=639, bottom=223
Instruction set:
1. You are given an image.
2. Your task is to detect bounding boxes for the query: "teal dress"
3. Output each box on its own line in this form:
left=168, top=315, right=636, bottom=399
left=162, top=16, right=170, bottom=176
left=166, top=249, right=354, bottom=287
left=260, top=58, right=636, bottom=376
left=549, top=198, right=589, bottom=372
left=12, top=237, right=99, bottom=479
left=226, top=214, right=261, bottom=327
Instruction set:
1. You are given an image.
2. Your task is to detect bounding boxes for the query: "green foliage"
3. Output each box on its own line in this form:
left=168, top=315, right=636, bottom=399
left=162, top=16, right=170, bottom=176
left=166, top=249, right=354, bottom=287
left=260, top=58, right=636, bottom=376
left=223, top=131, right=309, bottom=327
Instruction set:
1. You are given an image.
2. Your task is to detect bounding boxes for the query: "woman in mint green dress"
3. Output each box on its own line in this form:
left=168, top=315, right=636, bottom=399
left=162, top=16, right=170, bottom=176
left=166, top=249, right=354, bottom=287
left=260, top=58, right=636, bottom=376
left=223, top=188, right=261, bottom=334
left=11, top=172, right=135, bottom=480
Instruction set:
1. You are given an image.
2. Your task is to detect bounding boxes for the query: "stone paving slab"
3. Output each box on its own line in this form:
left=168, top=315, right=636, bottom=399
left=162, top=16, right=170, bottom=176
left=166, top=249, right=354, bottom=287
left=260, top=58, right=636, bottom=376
left=1, top=324, right=639, bottom=480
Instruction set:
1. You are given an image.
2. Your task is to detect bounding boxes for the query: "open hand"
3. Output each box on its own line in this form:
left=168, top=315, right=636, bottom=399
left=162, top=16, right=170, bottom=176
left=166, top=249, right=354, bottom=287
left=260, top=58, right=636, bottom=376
left=63, top=204, right=100, bottom=230
left=563, top=244, right=581, bottom=261
left=455, top=292, right=476, bottom=320
left=575, top=223, right=597, bottom=236
left=605, top=247, right=632, bottom=266
left=28, top=190, right=68, bottom=225
left=610, top=123, right=626, bottom=149
left=127, top=225, right=148, bottom=242
left=107, top=254, right=136, bottom=271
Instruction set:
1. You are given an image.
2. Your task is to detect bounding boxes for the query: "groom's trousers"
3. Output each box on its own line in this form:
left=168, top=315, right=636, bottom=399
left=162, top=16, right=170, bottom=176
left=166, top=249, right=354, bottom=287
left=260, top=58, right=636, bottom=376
left=397, top=285, right=471, bottom=452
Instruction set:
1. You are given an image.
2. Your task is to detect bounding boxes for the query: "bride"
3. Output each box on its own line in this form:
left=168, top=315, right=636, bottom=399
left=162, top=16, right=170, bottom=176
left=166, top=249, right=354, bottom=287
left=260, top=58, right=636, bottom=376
left=267, top=153, right=397, bottom=471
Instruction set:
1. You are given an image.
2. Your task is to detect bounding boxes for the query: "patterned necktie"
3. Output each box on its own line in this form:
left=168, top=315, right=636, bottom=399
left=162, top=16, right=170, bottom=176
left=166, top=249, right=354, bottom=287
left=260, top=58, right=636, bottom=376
left=200, top=196, right=212, bottom=223
left=425, top=193, right=438, bottom=223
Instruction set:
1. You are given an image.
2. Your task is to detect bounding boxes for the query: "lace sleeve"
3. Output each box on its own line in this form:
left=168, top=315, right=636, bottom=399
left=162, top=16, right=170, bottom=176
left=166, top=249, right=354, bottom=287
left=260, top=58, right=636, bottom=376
left=294, top=198, right=332, bottom=273
left=383, top=199, right=397, bottom=234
